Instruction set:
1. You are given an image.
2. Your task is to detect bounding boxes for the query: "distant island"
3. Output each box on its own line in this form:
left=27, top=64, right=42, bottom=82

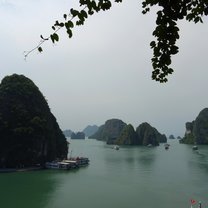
left=0, top=74, right=68, bottom=168
left=89, top=119, right=167, bottom=146
left=71, top=132, right=85, bottom=139
left=180, top=108, right=208, bottom=144
left=82, top=125, right=99, bottom=137
left=63, top=125, right=98, bottom=138
left=63, top=129, right=73, bottom=137
left=169, top=135, right=175, bottom=139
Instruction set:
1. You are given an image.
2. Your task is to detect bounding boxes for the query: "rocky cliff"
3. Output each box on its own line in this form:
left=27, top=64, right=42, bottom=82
left=89, top=119, right=166, bottom=146
left=82, top=125, right=99, bottom=137
left=0, top=74, right=68, bottom=168
left=136, top=122, right=167, bottom=146
left=89, top=119, right=127, bottom=144
left=180, top=108, right=208, bottom=144
left=115, top=124, right=138, bottom=145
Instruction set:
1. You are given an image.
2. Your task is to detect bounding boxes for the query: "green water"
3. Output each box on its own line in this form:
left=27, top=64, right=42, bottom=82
left=1, top=139, right=208, bottom=208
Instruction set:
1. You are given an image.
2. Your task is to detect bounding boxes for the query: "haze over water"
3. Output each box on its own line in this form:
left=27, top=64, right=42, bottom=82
left=0, top=139, right=208, bottom=208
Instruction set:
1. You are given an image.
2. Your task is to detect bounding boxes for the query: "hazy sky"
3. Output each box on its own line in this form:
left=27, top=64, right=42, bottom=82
left=0, top=0, right=208, bottom=137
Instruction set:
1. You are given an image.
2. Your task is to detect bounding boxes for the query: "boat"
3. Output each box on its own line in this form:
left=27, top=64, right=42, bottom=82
left=192, top=145, right=198, bottom=150
left=113, top=145, right=119, bottom=150
left=68, top=157, right=90, bottom=167
left=164, top=143, right=170, bottom=150
left=45, top=161, right=70, bottom=170
left=62, top=160, right=79, bottom=169
left=147, top=144, right=152, bottom=147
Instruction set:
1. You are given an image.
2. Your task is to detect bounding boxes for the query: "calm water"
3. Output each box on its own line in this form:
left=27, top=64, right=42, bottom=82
left=0, top=139, right=208, bottom=208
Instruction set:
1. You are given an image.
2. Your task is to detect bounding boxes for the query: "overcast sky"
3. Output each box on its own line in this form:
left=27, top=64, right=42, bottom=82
left=0, top=0, right=208, bottom=137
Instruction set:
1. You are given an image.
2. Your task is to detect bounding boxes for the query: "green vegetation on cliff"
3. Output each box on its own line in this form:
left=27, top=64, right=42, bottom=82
left=115, top=124, right=139, bottom=145
left=136, top=122, right=167, bottom=146
left=181, top=108, right=208, bottom=144
left=89, top=119, right=126, bottom=144
left=0, top=74, right=68, bottom=168
left=89, top=119, right=166, bottom=146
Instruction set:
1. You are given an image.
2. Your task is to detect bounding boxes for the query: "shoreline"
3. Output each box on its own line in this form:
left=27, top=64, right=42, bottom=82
left=0, top=166, right=43, bottom=173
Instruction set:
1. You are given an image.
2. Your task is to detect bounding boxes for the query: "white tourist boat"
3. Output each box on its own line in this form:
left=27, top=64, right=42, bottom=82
left=192, top=145, right=198, bottom=150
left=68, top=157, right=90, bottom=166
left=45, top=161, right=70, bottom=170
left=113, top=145, right=120, bottom=150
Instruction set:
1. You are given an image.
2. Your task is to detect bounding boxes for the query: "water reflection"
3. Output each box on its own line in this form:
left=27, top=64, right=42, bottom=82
left=0, top=170, right=64, bottom=208
left=2, top=139, right=208, bottom=208
left=188, top=148, right=208, bottom=173
left=137, top=148, right=157, bottom=167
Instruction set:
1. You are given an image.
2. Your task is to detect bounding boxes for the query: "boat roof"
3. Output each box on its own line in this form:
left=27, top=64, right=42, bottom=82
left=63, top=160, right=77, bottom=163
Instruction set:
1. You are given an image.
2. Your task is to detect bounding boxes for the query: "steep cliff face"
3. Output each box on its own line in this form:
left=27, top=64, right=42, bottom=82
left=88, top=119, right=126, bottom=144
left=89, top=120, right=166, bottom=146
left=181, top=108, right=208, bottom=144
left=180, top=122, right=195, bottom=144
left=136, top=122, right=167, bottom=146
left=88, top=125, right=104, bottom=139
left=115, top=124, right=138, bottom=145
left=0, top=74, right=68, bottom=168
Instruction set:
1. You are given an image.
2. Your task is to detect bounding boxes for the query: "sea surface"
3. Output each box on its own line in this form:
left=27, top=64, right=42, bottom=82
left=0, top=139, right=208, bottom=208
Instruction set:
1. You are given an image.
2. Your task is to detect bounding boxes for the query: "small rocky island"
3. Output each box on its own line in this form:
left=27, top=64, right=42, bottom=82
left=82, top=125, right=99, bottom=137
left=63, top=125, right=98, bottom=138
left=180, top=108, right=208, bottom=144
left=71, top=132, right=85, bottom=139
left=89, top=119, right=167, bottom=146
left=0, top=74, right=68, bottom=168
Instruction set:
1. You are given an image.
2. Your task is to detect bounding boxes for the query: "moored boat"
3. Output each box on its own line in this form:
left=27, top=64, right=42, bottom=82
left=45, top=161, right=70, bottom=170
left=62, top=159, right=79, bottom=168
left=164, top=143, right=170, bottom=150
left=68, top=157, right=90, bottom=166
left=113, top=145, right=119, bottom=150
left=192, top=145, right=198, bottom=150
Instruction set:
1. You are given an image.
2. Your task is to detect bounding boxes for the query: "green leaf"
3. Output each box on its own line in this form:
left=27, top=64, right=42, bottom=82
left=50, top=33, right=59, bottom=43
left=67, top=29, right=73, bottom=38
left=38, top=47, right=43, bottom=53
left=59, top=22, right=64, bottom=27
left=81, top=10, right=88, bottom=18
left=70, top=9, right=79, bottom=17
left=50, top=34, right=55, bottom=43
left=150, top=41, right=156, bottom=48
left=63, top=14, right=67, bottom=20
left=53, top=33, right=59, bottom=42
left=65, top=20, right=74, bottom=29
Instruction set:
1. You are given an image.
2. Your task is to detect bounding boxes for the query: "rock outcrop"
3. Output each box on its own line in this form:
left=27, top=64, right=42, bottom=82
left=82, top=125, right=99, bottom=137
left=169, top=135, right=175, bottom=139
left=0, top=74, right=68, bottom=168
left=115, top=124, right=138, bottom=145
left=89, top=119, right=166, bottom=146
left=89, top=119, right=127, bottom=144
left=180, top=108, right=208, bottom=144
left=71, top=132, right=85, bottom=139
left=136, top=122, right=167, bottom=146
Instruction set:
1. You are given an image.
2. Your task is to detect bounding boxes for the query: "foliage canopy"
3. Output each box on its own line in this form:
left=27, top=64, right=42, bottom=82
left=0, top=74, right=68, bottom=168
left=25, top=0, right=208, bottom=82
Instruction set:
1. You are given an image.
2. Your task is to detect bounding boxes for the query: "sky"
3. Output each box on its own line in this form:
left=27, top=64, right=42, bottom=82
left=0, top=0, right=208, bottom=137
